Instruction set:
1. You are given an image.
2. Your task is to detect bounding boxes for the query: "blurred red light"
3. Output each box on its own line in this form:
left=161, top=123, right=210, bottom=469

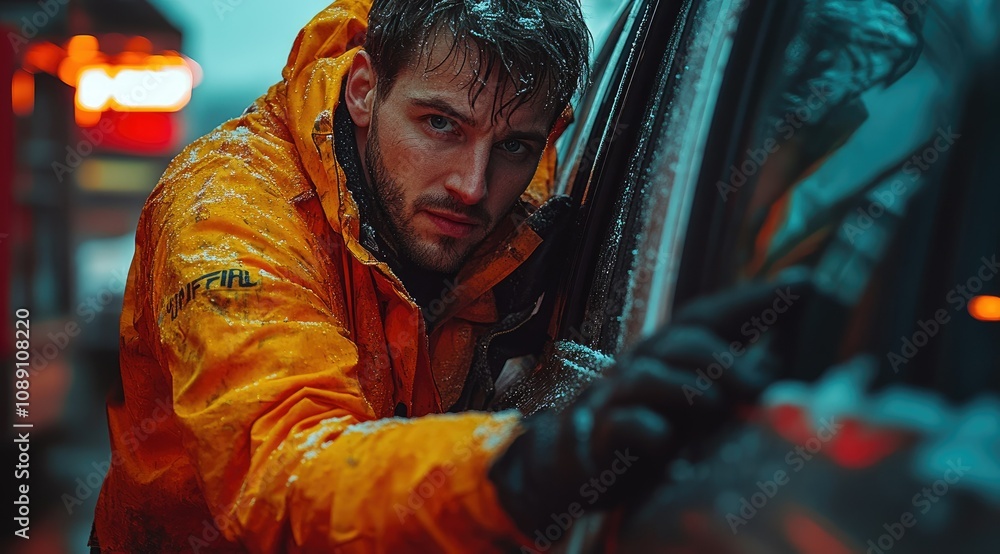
left=115, top=112, right=175, bottom=147
left=82, top=111, right=179, bottom=155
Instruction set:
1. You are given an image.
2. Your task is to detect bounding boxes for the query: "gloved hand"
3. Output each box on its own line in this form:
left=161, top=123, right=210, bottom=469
left=488, top=271, right=815, bottom=537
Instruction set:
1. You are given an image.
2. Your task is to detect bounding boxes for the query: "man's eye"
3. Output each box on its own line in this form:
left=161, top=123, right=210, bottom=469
left=428, top=116, right=455, bottom=132
left=500, top=140, right=526, bottom=154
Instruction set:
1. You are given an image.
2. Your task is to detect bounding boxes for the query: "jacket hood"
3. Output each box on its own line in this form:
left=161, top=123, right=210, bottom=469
left=281, top=0, right=371, bottom=222
left=282, top=1, right=371, bottom=86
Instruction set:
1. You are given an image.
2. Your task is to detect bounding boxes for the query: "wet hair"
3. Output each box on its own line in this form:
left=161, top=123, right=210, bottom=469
left=364, top=0, right=591, bottom=124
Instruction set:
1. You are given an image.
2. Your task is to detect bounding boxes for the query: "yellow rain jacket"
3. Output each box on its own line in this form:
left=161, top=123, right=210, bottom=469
left=92, top=1, right=565, bottom=551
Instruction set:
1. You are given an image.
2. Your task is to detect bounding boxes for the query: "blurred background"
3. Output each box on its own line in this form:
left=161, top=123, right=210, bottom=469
left=0, top=1, right=627, bottom=552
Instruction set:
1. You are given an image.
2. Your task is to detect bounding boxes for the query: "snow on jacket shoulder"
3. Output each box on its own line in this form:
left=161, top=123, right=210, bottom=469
left=92, top=1, right=564, bottom=552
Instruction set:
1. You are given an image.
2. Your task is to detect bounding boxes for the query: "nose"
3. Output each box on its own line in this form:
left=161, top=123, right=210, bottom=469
left=443, top=143, right=490, bottom=206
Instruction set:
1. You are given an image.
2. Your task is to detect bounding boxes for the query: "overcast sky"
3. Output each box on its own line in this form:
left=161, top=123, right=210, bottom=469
left=148, top=0, right=626, bottom=140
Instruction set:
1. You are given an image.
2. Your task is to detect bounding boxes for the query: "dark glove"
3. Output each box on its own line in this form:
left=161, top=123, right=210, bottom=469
left=488, top=271, right=815, bottom=537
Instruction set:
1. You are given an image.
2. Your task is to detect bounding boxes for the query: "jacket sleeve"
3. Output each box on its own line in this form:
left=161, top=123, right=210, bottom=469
left=136, top=130, right=529, bottom=553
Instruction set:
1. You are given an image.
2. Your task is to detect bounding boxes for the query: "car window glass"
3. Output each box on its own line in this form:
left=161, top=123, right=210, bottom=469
left=556, top=0, right=644, bottom=196
left=585, top=0, right=633, bottom=53
left=671, top=0, right=1000, bottom=386
left=732, top=0, right=980, bottom=302
left=614, top=0, right=748, bottom=351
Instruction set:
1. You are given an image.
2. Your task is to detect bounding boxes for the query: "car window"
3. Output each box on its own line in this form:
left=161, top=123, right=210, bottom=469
left=557, top=0, right=749, bottom=355
left=546, top=0, right=670, bottom=356
left=666, top=0, right=1000, bottom=390
left=558, top=0, right=996, bottom=374
left=729, top=1, right=966, bottom=290
left=611, top=0, right=748, bottom=352
left=583, top=0, right=634, bottom=57
left=555, top=0, right=646, bottom=197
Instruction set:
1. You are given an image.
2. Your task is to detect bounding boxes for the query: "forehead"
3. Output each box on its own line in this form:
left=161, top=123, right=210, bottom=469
left=388, top=32, right=555, bottom=130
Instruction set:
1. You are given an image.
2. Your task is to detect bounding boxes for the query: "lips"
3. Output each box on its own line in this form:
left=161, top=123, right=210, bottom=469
left=423, top=209, right=478, bottom=239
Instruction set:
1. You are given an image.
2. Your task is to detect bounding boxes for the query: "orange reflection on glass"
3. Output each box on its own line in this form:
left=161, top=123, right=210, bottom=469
left=123, top=36, right=153, bottom=54
left=60, top=35, right=104, bottom=85
left=66, top=35, right=99, bottom=58
left=969, top=295, right=1000, bottom=321
left=23, top=42, right=64, bottom=74
left=75, top=108, right=102, bottom=127
left=12, top=69, right=34, bottom=116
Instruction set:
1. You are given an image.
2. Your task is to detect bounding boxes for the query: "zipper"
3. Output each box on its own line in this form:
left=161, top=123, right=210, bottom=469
left=471, top=294, right=545, bottom=404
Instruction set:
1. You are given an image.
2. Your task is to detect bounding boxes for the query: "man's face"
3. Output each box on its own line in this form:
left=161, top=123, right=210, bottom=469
left=360, top=40, right=554, bottom=274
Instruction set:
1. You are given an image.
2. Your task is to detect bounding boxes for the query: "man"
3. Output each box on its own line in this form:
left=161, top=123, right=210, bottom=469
left=91, top=1, right=803, bottom=551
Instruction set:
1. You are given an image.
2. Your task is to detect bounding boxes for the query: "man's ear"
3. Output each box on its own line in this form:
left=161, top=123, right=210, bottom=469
left=345, top=50, right=377, bottom=128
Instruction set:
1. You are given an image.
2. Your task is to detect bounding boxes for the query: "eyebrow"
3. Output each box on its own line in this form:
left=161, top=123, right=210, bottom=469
left=409, top=96, right=549, bottom=145
left=503, top=129, right=549, bottom=146
left=410, top=96, right=477, bottom=127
